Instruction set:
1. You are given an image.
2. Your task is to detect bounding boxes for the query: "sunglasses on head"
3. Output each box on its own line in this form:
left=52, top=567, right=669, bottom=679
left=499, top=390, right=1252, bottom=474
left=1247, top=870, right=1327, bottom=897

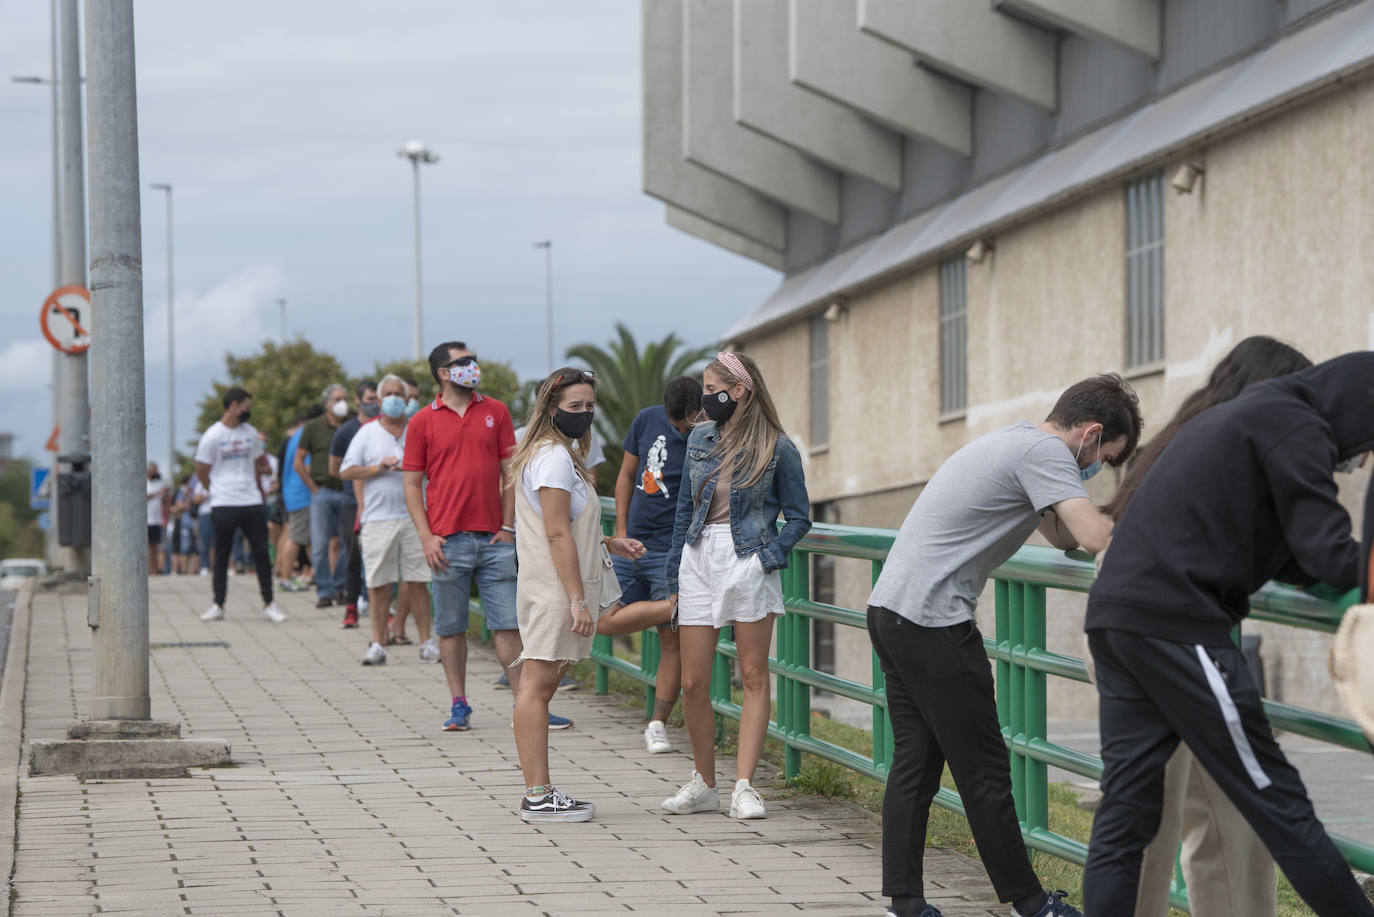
left=443, top=355, right=477, bottom=368
left=552, top=369, right=595, bottom=388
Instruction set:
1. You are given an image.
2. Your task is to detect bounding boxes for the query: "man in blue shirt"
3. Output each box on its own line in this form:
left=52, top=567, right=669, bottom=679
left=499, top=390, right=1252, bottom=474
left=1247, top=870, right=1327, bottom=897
left=612, top=376, right=702, bottom=755
left=276, top=409, right=317, bottom=591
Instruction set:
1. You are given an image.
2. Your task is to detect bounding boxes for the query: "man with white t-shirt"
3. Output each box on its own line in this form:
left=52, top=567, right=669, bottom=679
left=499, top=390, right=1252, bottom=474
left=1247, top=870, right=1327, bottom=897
left=342, top=374, right=436, bottom=666
left=195, top=386, right=286, bottom=623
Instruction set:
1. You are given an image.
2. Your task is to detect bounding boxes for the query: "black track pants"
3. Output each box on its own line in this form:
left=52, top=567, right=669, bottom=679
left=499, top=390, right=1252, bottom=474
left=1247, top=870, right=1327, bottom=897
left=867, top=607, right=1042, bottom=903
left=1084, top=628, right=1374, bottom=917
left=211, top=505, right=273, bottom=607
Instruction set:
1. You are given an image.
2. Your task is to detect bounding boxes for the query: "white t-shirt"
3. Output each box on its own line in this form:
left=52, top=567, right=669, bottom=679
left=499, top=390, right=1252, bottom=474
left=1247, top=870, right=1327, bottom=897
left=146, top=480, right=165, bottom=526
left=514, top=425, right=604, bottom=469
left=521, top=442, right=588, bottom=523
left=194, top=421, right=265, bottom=508
left=259, top=452, right=279, bottom=498
left=340, top=419, right=410, bottom=525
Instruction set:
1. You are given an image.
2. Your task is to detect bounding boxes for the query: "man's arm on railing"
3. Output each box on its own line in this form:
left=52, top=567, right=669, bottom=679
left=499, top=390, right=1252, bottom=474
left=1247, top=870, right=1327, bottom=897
left=1042, top=497, right=1112, bottom=554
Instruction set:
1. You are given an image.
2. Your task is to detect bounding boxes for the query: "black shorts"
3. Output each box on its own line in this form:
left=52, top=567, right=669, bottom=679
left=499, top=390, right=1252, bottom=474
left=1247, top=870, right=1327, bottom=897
left=147, top=524, right=163, bottom=546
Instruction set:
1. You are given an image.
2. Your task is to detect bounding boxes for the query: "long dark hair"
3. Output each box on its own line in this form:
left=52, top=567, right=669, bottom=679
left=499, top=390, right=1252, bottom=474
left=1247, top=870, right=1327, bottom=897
left=1104, top=336, right=1311, bottom=521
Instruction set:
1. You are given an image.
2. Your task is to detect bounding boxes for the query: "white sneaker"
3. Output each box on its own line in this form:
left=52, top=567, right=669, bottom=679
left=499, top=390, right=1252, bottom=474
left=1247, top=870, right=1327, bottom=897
left=419, top=639, right=440, bottom=663
left=263, top=602, right=286, bottom=623
left=357, top=594, right=369, bottom=615
left=644, top=720, right=672, bottom=754
left=661, top=771, right=720, bottom=815
left=730, top=779, right=766, bottom=819
left=200, top=604, right=224, bottom=621
left=198, top=568, right=209, bottom=577
left=362, top=642, right=387, bottom=666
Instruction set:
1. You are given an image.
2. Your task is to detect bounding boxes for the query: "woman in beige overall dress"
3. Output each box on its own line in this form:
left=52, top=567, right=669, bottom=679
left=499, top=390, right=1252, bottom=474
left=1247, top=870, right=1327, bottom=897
left=508, top=367, right=667, bottom=822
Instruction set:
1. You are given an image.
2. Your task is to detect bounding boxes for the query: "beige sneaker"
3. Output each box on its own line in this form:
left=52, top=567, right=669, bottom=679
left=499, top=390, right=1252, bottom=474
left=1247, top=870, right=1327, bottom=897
left=200, top=604, right=224, bottom=621
left=644, top=720, right=672, bottom=754
left=729, top=779, right=766, bottom=819
left=661, top=771, right=719, bottom=815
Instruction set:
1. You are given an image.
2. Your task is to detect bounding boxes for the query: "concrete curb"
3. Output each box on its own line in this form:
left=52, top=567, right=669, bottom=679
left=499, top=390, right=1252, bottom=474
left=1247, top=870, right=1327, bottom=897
left=0, top=580, right=35, bottom=913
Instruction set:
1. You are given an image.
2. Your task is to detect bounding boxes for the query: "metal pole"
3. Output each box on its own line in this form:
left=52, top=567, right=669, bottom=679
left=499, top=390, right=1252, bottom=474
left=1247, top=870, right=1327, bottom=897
left=411, top=157, right=422, bottom=361
left=85, top=0, right=150, bottom=721
left=59, top=0, right=89, bottom=577
left=167, top=188, right=173, bottom=474
left=48, top=0, right=63, bottom=569
left=535, top=240, right=552, bottom=371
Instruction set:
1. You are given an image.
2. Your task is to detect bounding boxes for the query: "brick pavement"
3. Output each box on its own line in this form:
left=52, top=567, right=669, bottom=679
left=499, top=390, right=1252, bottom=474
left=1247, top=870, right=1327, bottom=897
left=9, top=575, right=1005, bottom=916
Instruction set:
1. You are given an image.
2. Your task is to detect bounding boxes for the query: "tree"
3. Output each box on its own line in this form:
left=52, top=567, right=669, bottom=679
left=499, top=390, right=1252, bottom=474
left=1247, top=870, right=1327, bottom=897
left=0, top=459, right=44, bottom=560
left=192, top=339, right=347, bottom=458
left=564, top=323, right=714, bottom=445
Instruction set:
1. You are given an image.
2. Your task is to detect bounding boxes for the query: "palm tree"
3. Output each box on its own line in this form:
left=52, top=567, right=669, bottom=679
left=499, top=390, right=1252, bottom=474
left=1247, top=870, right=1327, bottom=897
left=565, top=323, right=714, bottom=446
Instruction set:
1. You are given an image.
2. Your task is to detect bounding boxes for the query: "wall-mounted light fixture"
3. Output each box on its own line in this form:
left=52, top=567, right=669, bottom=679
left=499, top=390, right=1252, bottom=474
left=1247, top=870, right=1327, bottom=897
left=823, top=301, right=845, bottom=323
left=1170, top=162, right=1204, bottom=194
left=966, top=239, right=994, bottom=263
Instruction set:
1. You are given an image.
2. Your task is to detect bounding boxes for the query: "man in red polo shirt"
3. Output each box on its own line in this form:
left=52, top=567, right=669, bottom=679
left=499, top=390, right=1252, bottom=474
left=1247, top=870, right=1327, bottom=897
left=404, top=341, right=572, bottom=732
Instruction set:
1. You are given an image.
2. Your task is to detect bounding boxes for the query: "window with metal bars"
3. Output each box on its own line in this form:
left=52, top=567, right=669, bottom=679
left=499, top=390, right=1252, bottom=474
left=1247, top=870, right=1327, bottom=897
left=1125, top=171, right=1165, bottom=368
left=809, top=311, right=829, bottom=448
left=939, top=256, right=967, bottom=415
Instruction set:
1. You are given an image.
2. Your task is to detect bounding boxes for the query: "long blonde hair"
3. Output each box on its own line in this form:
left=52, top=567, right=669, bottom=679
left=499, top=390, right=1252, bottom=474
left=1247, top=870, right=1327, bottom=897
left=509, top=367, right=597, bottom=484
left=705, top=352, right=786, bottom=490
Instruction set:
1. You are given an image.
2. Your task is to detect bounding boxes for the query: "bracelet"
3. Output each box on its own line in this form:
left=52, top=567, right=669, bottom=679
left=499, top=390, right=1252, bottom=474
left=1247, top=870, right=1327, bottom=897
left=501, top=524, right=516, bottom=534
left=570, top=599, right=588, bottom=608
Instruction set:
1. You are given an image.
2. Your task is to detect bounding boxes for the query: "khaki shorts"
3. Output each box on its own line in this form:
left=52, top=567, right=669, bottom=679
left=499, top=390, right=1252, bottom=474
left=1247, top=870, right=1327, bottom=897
left=361, top=517, right=431, bottom=587
left=287, top=507, right=310, bottom=545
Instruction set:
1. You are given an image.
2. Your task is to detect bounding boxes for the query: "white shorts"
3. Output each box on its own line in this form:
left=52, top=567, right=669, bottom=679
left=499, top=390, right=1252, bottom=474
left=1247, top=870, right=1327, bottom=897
left=360, top=517, right=430, bottom=587
left=677, top=524, right=784, bottom=628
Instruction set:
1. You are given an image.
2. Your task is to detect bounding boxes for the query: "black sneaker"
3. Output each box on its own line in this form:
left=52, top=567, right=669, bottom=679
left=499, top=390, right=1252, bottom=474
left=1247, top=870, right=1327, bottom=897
left=1014, top=891, right=1081, bottom=917
left=519, top=788, right=595, bottom=823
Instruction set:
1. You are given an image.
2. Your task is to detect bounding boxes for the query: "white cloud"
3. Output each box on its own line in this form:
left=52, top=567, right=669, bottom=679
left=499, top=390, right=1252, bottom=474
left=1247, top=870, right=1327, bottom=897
left=0, top=339, right=54, bottom=391
left=142, top=264, right=283, bottom=361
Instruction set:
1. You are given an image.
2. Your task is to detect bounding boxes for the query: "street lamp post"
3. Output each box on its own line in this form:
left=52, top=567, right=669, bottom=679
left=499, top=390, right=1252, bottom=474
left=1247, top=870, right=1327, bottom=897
left=149, top=183, right=173, bottom=473
left=396, top=140, right=439, bottom=361
left=534, top=240, right=552, bottom=372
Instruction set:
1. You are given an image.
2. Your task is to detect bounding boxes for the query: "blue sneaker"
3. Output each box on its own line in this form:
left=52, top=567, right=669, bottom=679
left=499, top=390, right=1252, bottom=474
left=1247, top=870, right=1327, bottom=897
left=547, top=713, right=573, bottom=731
left=443, top=700, right=472, bottom=732
left=1014, top=891, right=1081, bottom=917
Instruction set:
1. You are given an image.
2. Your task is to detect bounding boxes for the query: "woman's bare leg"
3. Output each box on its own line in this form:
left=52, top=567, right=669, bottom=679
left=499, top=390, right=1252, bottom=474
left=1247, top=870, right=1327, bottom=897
left=732, top=617, right=774, bottom=783
left=677, top=625, right=722, bottom=785
left=514, top=660, right=563, bottom=789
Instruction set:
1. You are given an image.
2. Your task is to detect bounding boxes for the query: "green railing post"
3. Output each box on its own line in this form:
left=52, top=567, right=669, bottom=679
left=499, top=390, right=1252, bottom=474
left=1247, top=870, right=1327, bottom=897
left=994, top=579, right=1011, bottom=728
left=785, top=554, right=812, bottom=780
left=593, top=633, right=611, bottom=694
left=1008, top=582, right=1027, bottom=826
left=1024, top=584, right=1049, bottom=852
left=642, top=627, right=660, bottom=719
left=711, top=626, right=731, bottom=741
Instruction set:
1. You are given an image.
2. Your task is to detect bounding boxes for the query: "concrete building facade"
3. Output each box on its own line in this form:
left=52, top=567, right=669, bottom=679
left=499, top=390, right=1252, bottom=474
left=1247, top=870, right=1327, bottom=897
left=643, top=0, right=1374, bottom=721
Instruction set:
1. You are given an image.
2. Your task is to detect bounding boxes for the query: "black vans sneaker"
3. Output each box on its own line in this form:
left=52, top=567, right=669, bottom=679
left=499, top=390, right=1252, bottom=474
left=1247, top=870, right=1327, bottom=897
left=520, top=788, right=595, bottom=823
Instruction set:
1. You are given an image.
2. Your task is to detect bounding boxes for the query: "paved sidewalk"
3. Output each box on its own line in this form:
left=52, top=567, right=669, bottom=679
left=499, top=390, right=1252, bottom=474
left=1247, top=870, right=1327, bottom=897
left=10, top=575, right=1006, bottom=916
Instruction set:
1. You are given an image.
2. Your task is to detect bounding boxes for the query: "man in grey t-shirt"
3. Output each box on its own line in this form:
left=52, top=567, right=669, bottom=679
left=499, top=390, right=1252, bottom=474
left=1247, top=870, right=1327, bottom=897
left=867, top=375, right=1142, bottom=917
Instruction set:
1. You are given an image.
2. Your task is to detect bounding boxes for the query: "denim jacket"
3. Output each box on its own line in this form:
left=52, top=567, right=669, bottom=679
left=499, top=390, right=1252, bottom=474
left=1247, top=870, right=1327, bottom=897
left=665, top=421, right=812, bottom=594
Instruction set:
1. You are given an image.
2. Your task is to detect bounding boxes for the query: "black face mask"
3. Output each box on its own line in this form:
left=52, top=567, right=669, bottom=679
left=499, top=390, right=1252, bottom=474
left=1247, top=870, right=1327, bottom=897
left=554, top=409, right=594, bottom=440
left=700, top=390, right=736, bottom=425
left=360, top=402, right=381, bottom=418
left=239, top=409, right=252, bottom=424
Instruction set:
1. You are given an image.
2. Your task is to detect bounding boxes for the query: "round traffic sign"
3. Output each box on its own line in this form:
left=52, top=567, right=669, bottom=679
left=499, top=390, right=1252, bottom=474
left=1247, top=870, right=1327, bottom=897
left=40, top=285, right=91, bottom=354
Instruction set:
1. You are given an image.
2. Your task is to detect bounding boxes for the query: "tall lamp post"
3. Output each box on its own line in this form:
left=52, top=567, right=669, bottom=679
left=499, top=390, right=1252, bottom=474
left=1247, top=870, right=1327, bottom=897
left=148, top=182, right=173, bottom=473
left=534, top=240, right=552, bottom=372
left=396, top=140, right=439, bottom=361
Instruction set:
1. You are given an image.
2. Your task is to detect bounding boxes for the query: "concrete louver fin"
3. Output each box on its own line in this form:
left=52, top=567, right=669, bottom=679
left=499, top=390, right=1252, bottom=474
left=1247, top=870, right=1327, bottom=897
left=666, top=205, right=785, bottom=270
left=643, top=0, right=787, bottom=250
left=734, top=0, right=903, bottom=191
left=859, top=0, right=1058, bottom=112
left=788, top=0, right=972, bottom=156
left=995, top=0, right=1160, bottom=60
left=684, top=0, right=842, bottom=224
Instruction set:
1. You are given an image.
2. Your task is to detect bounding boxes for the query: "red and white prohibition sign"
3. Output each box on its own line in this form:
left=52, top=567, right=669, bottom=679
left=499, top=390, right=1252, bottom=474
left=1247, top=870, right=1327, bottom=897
left=40, top=285, right=91, bottom=354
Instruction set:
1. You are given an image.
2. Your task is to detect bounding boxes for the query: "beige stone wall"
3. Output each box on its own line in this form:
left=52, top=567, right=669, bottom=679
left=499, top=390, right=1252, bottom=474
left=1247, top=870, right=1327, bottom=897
left=745, top=74, right=1374, bottom=725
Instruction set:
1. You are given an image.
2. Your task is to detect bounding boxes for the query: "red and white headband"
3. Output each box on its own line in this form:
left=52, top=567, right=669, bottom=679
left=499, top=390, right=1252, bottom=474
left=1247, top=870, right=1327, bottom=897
left=716, top=352, right=754, bottom=391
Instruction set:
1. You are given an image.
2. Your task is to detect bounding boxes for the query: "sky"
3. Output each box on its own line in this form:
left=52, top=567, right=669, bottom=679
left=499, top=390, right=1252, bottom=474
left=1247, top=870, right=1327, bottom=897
left=0, top=1, right=779, bottom=469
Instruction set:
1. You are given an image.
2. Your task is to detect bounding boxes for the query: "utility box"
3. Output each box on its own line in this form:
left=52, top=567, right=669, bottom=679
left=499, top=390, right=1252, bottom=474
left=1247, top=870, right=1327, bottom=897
left=57, top=468, right=91, bottom=547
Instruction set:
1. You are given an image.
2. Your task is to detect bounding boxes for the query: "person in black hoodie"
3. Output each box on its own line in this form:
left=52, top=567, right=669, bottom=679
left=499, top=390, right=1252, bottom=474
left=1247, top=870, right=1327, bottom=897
left=1082, top=351, right=1374, bottom=916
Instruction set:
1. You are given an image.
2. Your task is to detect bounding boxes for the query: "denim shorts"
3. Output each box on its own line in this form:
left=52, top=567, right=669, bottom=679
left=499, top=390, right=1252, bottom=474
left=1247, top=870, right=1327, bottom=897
left=611, top=547, right=672, bottom=622
left=430, top=532, right=518, bottom=637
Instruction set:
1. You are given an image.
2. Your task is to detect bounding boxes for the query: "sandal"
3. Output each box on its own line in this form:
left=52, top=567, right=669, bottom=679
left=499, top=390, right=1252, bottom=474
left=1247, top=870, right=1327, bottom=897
left=390, top=634, right=413, bottom=646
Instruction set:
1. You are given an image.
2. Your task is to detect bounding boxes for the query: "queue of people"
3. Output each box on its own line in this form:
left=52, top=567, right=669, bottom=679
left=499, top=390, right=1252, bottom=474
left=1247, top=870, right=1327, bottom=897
left=177, top=334, right=1374, bottom=917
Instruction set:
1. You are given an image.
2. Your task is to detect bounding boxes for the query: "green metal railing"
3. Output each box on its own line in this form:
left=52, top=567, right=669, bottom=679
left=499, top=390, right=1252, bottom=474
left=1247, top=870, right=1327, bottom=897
left=588, top=498, right=1374, bottom=911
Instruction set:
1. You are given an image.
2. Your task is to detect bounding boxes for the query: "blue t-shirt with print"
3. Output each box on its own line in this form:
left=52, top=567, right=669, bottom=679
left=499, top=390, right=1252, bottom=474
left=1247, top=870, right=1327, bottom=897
left=622, top=405, right=687, bottom=551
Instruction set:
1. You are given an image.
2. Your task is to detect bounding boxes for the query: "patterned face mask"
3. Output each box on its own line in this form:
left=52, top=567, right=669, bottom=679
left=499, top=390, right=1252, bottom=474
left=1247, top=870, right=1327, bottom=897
left=444, top=357, right=481, bottom=389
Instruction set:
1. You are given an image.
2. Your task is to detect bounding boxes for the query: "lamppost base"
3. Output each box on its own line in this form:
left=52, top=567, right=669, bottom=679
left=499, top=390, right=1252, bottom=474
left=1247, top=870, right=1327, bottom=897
left=29, top=719, right=231, bottom=778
